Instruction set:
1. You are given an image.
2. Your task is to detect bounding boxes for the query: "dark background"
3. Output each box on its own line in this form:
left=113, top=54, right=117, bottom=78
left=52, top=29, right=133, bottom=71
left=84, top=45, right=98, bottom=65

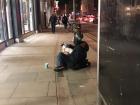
left=99, top=0, right=140, bottom=105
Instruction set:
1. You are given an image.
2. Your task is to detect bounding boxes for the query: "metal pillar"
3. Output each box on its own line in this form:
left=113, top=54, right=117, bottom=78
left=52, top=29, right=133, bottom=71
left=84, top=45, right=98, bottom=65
left=73, top=0, right=76, bottom=21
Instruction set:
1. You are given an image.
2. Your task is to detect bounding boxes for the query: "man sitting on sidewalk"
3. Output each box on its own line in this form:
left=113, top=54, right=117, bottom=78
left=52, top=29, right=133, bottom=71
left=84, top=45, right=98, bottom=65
left=54, top=41, right=90, bottom=72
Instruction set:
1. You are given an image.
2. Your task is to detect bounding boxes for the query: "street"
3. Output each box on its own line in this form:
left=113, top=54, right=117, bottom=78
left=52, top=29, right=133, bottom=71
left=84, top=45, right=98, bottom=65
left=81, top=23, right=97, bottom=37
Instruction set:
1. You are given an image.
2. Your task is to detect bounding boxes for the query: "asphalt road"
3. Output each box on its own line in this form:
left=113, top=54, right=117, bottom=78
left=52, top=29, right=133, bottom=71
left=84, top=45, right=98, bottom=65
left=81, top=23, right=97, bottom=37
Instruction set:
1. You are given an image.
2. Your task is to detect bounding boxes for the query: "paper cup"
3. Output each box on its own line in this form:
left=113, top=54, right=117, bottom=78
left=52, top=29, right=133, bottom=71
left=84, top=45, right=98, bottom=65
left=45, top=63, right=49, bottom=69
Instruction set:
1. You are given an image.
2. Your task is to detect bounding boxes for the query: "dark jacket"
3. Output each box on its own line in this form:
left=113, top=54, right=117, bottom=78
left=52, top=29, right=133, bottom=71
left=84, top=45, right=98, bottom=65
left=67, top=41, right=89, bottom=68
left=49, top=15, right=57, bottom=25
left=62, top=16, right=68, bottom=24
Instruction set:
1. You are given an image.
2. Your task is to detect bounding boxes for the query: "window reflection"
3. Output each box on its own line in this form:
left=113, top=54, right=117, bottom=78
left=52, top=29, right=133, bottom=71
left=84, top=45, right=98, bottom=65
left=6, top=0, right=13, bottom=39
left=0, top=0, right=4, bottom=42
left=0, top=0, right=34, bottom=44
left=20, top=0, right=33, bottom=34
left=0, top=0, right=13, bottom=42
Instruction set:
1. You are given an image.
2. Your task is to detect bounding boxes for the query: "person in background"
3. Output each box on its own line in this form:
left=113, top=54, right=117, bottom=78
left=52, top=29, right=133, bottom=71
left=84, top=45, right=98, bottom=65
left=62, top=14, right=68, bottom=29
left=57, top=15, right=61, bottom=26
left=49, top=13, right=57, bottom=33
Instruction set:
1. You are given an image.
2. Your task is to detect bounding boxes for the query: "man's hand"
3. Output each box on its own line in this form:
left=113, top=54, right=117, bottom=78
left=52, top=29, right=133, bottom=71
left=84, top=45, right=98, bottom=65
left=61, top=46, right=73, bottom=55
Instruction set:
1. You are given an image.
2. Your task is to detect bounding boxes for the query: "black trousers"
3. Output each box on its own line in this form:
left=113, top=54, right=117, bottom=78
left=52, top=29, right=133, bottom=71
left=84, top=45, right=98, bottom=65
left=51, top=23, right=56, bottom=33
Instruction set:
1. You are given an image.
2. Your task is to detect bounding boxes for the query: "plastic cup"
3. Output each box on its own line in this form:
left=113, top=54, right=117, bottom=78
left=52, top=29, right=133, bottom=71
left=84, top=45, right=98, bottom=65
left=45, top=63, right=49, bottom=69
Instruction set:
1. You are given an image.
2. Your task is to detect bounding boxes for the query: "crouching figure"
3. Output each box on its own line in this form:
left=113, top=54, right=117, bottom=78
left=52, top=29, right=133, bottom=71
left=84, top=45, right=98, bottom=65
left=54, top=41, right=90, bottom=72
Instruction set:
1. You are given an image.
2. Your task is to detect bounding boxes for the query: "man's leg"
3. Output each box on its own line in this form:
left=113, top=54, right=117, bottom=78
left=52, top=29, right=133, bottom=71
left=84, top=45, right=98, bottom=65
left=51, top=24, right=53, bottom=32
left=54, top=52, right=68, bottom=71
left=54, top=25, right=55, bottom=32
left=65, top=23, right=67, bottom=29
left=52, top=24, right=55, bottom=33
left=56, top=52, right=67, bottom=67
left=64, top=24, right=67, bottom=29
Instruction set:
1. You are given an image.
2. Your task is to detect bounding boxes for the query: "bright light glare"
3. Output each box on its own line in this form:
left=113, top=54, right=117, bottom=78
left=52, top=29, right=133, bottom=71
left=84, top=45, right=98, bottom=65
left=125, top=7, right=131, bottom=11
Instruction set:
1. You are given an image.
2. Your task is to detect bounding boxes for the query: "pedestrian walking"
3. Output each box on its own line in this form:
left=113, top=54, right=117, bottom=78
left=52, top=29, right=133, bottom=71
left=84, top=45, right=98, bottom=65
left=62, top=14, right=68, bottom=29
left=49, top=13, right=57, bottom=33
left=54, top=41, right=90, bottom=72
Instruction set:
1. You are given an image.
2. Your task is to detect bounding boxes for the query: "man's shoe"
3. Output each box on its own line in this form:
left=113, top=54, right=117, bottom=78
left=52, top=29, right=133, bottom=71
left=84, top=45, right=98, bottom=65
left=54, top=66, right=65, bottom=72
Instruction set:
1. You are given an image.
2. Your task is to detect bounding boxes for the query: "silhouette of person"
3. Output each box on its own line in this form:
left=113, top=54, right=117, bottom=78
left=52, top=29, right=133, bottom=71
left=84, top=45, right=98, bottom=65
left=62, top=14, right=68, bottom=29
left=54, top=41, right=89, bottom=72
left=49, top=13, right=57, bottom=33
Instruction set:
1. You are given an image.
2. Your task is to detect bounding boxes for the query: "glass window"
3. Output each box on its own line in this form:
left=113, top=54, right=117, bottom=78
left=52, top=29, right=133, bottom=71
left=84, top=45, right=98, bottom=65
left=0, top=0, right=4, bottom=42
left=6, top=0, right=13, bottom=39
left=20, top=0, right=34, bottom=34
left=0, top=0, right=13, bottom=42
left=29, top=0, right=33, bottom=31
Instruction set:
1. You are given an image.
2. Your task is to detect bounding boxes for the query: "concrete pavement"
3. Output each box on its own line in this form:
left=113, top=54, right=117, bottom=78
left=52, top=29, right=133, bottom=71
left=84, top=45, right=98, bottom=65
left=0, top=26, right=97, bottom=105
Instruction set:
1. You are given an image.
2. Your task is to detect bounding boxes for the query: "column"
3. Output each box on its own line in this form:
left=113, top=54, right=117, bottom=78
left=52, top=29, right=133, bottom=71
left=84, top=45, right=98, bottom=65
left=33, top=0, right=41, bottom=33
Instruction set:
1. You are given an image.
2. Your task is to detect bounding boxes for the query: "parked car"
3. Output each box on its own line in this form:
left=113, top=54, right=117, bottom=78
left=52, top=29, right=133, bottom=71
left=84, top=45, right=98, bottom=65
left=93, top=16, right=98, bottom=24
left=76, top=15, right=96, bottom=23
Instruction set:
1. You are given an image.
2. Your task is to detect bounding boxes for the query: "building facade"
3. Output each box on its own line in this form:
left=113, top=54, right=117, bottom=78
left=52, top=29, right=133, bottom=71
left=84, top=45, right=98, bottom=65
left=0, top=0, right=53, bottom=51
left=81, top=0, right=95, bottom=15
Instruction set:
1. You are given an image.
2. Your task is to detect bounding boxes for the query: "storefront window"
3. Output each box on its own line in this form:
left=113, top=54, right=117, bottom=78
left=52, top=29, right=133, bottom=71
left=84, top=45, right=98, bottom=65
left=29, top=0, right=33, bottom=31
left=0, top=0, right=4, bottom=42
left=20, top=0, right=33, bottom=34
left=0, top=0, right=13, bottom=43
left=6, top=0, right=13, bottom=39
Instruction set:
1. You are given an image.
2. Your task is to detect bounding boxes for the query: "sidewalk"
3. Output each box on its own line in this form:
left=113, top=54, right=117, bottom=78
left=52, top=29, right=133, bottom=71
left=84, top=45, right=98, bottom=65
left=0, top=27, right=97, bottom=105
